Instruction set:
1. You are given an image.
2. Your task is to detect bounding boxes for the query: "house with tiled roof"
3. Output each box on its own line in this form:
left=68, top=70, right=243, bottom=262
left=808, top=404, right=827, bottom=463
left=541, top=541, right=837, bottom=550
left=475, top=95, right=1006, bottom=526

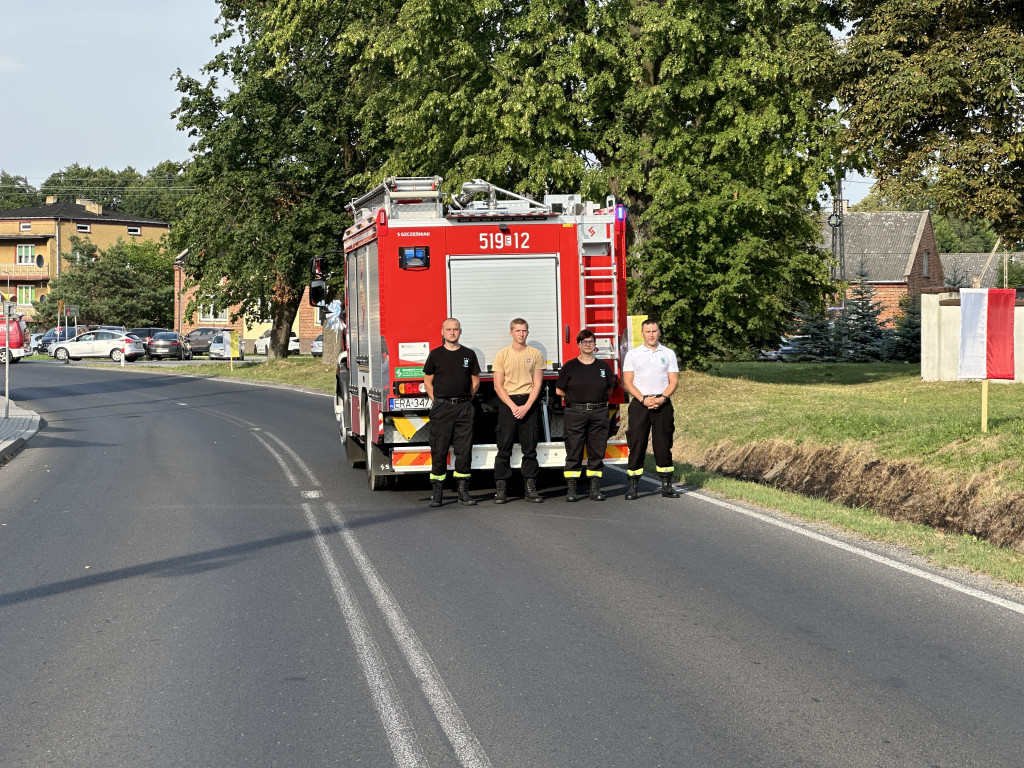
left=820, top=210, right=945, bottom=325
left=0, top=197, right=169, bottom=322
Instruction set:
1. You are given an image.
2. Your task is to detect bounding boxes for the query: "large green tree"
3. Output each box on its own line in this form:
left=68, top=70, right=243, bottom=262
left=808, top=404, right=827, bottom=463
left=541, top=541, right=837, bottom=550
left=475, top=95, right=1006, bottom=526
left=171, top=5, right=356, bottom=358
left=0, top=171, right=41, bottom=210
left=31, top=237, right=174, bottom=328
left=257, top=0, right=844, bottom=366
left=841, top=0, right=1024, bottom=241
left=591, top=1, right=842, bottom=364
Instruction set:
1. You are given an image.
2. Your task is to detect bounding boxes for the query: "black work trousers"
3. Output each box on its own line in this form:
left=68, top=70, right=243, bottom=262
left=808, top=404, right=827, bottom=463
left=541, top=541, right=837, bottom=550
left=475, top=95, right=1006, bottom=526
left=563, top=406, right=609, bottom=476
left=494, top=394, right=540, bottom=481
left=626, top=398, right=675, bottom=472
left=429, top=399, right=475, bottom=478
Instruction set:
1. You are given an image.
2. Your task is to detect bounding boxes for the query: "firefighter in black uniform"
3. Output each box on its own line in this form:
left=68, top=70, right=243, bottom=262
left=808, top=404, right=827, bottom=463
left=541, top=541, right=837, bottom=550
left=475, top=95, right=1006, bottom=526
left=423, top=317, right=481, bottom=507
left=555, top=329, right=615, bottom=501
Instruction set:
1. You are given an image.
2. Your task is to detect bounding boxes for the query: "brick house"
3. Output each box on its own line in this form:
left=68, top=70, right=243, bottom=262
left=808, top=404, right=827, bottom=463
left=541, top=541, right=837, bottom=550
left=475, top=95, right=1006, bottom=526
left=0, top=197, right=169, bottom=322
left=821, top=210, right=945, bottom=326
left=173, top=251, right=321, bottom=353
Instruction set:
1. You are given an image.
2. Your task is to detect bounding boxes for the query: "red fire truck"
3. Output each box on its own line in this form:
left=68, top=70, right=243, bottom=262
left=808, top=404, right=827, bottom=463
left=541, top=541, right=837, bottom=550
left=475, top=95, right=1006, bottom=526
left=320, top=176, right=631, bottom=489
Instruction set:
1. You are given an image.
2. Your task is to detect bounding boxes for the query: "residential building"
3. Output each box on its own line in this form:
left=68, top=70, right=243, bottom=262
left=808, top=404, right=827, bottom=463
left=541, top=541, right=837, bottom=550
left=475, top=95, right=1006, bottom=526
left=939, top=251, right=1024, bottom=289
left=0, top=197, right=169, bottom=322
left=821, top=209, right=946, bottom=325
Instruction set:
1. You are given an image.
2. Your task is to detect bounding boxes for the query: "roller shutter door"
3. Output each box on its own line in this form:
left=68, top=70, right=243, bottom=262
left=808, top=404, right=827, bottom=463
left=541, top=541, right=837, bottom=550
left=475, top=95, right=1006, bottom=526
left=448, top=255, right=561, bottom=372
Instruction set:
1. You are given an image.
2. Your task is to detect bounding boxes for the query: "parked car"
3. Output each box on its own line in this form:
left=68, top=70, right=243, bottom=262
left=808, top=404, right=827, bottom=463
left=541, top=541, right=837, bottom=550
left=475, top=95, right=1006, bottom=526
left=146, top=332, right=193, bottom=360
left=128, top=327, right=173, bottom=351
left=29, top=333, right=45, bottom=354
left=311, top=333, right=323, bottom=357
left=758, top=335, right=808, bottom=361
left=209, top=333, right=245, bottom=360
left=50, top=330, right=144, bottom=362
left=252, top=329, right=300, bottom=355
left=184, top=327, right=221, bottom=355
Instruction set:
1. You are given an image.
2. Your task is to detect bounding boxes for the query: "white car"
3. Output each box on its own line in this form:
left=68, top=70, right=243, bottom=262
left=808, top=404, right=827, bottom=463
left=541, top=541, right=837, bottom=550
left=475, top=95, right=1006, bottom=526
left=50, top=331, right=144, bottom=362
left=311, top=333, right=323, bottom=357
left=252, top=329, right=300, bottom=355
left=209, top=333, right=245, bottom=361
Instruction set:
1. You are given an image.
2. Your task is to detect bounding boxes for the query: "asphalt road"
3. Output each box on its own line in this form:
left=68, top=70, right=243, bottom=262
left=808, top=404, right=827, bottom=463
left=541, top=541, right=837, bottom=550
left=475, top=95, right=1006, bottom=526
left=2, top=360, right=1024, bottom=768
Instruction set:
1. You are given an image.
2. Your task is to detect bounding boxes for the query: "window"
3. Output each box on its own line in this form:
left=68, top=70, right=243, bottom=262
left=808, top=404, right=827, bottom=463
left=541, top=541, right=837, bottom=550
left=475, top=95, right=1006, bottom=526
left=19, top=222, right=31, bottom=232
left=17, top=285, right=34, bottom=305
left=76, top=223, right=91, bottom=233
left=16, top=244, right=35, bottom=265
left=127, top=226, right=141, bottom=236
left=200, top=301, right=229, bottom=322
left=922, top=250, right=929, bottom=278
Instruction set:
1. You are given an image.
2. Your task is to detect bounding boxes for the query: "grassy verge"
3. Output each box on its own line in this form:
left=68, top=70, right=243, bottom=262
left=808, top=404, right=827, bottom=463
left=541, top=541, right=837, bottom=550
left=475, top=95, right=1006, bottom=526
left=661, top=362, right=1024, bottom=586
left=156, top=357, right=337, bottom=392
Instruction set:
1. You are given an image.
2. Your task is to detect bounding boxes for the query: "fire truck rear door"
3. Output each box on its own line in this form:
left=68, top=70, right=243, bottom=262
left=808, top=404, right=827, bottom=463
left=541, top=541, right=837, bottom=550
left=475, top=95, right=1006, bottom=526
left=447, top=255, right=561, bottom=372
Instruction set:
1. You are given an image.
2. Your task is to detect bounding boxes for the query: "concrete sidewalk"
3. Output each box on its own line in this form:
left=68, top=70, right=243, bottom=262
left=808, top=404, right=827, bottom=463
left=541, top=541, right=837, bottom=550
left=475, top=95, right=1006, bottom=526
left=0, top=396, right=43, bottom=462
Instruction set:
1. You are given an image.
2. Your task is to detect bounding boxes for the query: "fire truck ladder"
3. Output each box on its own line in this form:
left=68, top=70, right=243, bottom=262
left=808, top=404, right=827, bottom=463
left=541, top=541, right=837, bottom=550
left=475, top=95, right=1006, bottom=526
left=579, top=198, right=621, bottom=360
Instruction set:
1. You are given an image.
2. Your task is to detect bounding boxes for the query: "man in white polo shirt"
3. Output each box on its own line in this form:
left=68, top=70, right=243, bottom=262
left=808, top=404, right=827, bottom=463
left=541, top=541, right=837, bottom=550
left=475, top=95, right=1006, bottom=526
left=621, top=318, right=680, bottom=500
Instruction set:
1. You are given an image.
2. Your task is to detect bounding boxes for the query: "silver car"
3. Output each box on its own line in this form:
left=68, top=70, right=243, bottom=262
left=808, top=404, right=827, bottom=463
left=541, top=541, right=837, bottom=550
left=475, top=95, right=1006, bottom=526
left=50, top=330, right=145, bottom=362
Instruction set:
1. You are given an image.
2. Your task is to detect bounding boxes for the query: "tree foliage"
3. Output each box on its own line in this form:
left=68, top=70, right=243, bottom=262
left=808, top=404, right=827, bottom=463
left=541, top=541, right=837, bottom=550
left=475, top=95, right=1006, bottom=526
left=170, top=4, right=360, bottom=358
left=841, top=1, right=1024, bottom=241
left=249, top=0, right=844, bottom=367
left=30, top=237, right=174, bottom=328
left=836, top=260, right=888, bottom=362
left=883, top=294, right=921, bottom=363
left=1, top=164, right=186, bottom=222
left=0, top=170, right=42, bottom=210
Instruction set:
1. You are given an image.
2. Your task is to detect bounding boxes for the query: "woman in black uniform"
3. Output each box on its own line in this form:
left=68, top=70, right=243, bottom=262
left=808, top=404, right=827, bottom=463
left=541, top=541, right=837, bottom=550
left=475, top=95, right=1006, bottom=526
left=555, top=329, right=614, bottom=502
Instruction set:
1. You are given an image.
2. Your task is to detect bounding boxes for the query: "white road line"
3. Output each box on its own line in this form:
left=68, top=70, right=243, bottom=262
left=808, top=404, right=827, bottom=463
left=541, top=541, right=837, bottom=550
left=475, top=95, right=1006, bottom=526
left=249, top=431, right=300, bottom=487
left=686, top=489, right=1024, bottom=617
left=301, top=503, right=429, bottom=768
left=326, top=501, right=494, bottom=768
left=264, top=431, right=321, bottom=486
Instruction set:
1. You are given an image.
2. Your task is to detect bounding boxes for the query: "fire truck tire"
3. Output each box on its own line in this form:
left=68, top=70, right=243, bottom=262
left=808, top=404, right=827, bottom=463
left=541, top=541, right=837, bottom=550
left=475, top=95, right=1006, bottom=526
left=364, top=410, right=388, bottom=491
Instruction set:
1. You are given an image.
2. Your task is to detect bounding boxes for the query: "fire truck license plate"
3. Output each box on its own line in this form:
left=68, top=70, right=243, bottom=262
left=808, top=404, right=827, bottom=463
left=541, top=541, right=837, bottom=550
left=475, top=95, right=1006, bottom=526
left=390, top=397, right=431, bottom=410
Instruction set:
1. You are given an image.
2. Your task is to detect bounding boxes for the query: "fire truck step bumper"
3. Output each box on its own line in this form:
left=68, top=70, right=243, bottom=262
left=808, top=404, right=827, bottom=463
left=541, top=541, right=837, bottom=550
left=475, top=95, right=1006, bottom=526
left=389, top=440, right=628, bottom=473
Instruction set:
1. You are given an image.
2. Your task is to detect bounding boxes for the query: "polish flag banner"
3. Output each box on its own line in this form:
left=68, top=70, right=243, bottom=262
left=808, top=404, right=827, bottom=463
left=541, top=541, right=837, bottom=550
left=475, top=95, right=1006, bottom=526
left=958, top=288, right=1016, bottom=380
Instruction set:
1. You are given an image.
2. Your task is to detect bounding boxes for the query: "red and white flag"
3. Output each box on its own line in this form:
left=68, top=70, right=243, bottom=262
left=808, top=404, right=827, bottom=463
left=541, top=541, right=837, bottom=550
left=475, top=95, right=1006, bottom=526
left=958, top=288, right=1015, bottom=380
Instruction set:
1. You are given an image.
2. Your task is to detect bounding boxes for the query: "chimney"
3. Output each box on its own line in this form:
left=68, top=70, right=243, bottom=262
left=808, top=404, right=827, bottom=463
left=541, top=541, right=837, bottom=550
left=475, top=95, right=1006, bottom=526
left=841, top=199, right=849, bottom=214
left=45, top=195, right=57, bottom=205
left=76, top=198, right=103, bottom=215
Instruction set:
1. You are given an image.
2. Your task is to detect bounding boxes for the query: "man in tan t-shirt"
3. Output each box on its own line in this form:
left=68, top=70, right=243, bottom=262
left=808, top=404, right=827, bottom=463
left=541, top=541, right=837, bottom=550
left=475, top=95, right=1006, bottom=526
left=492, top=317, right=544, bottom=503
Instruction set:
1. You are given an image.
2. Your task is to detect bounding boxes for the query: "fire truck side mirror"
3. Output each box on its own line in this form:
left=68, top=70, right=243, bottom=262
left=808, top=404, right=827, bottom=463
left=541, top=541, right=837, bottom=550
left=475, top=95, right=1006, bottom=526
left=309, top=279, right=326, bottom=306
left=310, top=256, right=327, bottom=279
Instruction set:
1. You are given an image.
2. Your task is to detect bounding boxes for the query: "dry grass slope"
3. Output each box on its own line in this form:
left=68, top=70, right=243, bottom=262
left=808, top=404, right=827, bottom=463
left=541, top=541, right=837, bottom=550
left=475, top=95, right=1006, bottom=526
left=676, top=438, right=1024, bottom=552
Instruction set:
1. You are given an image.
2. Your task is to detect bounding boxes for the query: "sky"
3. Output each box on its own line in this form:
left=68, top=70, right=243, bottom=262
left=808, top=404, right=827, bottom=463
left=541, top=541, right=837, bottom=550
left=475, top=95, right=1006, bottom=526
left=0, top=0, right=222, bottom=185
left=0, top=1, right=874, bottom=204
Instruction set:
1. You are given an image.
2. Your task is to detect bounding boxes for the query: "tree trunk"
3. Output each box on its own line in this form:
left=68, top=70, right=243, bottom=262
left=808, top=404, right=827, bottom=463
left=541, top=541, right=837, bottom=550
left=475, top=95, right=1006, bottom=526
left=268, top=299, right=300, bottom=360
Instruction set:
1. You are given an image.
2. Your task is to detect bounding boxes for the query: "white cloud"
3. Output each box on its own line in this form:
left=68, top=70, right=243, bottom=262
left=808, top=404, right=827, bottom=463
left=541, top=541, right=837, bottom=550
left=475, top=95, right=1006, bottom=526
left=0, top=56, right=26, bottom=73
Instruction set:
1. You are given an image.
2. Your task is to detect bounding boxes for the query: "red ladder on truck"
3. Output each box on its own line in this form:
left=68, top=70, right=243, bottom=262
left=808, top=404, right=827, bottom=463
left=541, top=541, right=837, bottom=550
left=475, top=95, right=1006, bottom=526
left=579, top=195, right=623, bottom=361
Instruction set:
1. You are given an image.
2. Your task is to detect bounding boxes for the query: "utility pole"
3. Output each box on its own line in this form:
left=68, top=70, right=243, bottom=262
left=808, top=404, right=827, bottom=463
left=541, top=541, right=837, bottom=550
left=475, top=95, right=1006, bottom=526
left=828, top=175, right=846, bottom=282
